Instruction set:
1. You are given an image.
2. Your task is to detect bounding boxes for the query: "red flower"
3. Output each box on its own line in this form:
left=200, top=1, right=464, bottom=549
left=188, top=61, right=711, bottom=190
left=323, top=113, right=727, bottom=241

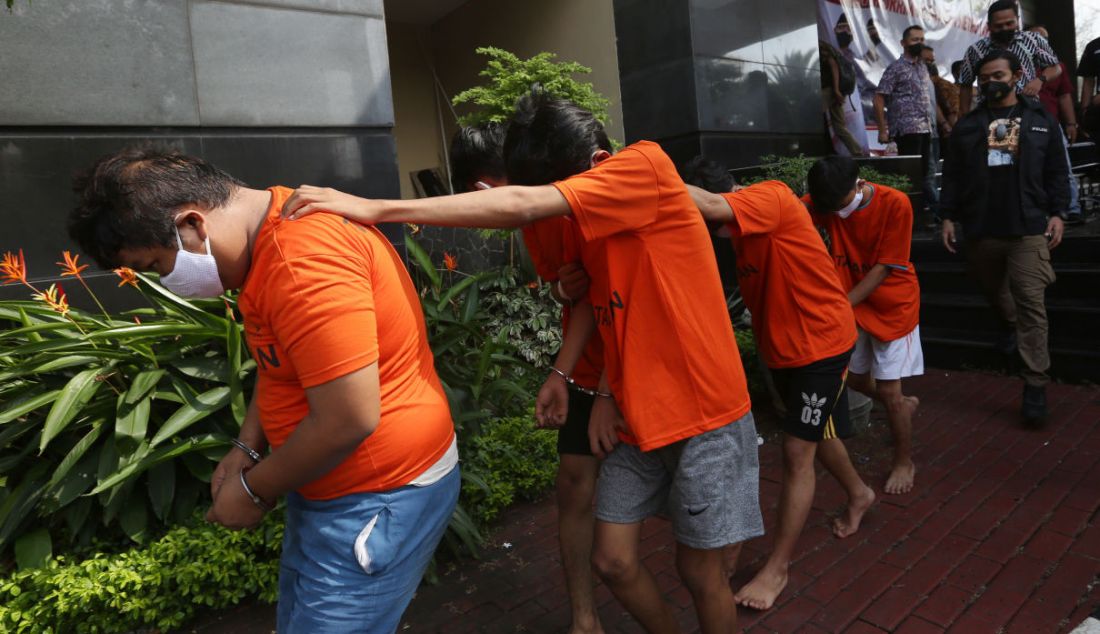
left=114, top=267, right=138, bottom=288
left=443, top=252, right=458, bottom=272
left=57, top=251, right=89, bottom=278
left=1, top=249, right=27, bottom=285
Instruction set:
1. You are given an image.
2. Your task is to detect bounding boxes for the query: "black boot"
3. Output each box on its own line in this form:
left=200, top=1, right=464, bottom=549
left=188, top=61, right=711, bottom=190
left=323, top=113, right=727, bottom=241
left=1022, top=384, right=1047, bottom=428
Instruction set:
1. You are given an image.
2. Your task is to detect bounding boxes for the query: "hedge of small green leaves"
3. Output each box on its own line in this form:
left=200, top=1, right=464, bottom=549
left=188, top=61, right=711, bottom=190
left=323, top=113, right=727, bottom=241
left=0, top=512, right=282, bottom=633
left=0, top=411, right=558, bottom=633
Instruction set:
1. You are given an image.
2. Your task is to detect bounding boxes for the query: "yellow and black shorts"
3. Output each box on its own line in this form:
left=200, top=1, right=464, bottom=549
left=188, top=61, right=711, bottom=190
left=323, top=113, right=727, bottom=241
left=771, top=348, right=855, bottom=443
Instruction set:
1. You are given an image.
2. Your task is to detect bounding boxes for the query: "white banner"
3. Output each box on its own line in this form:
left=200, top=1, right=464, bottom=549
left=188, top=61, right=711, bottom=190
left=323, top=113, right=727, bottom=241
left=817, top=0, right=990, bottom=154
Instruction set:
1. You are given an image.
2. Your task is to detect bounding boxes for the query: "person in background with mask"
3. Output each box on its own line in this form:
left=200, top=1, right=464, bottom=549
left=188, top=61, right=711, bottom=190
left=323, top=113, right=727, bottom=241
left=875, top=26, right=938, bottom=214
left=925, top=46, right=960, bottom=132
left=68, top=147, right=460, bottom=633
left=806, top=156, right=924, bottom=496
left=1025, top=25, right=1078, bottom=142
left=821, top=20, right=867, bottom=156
left=955, top=0, right=1061, bottom=116
left=940, top=50, right=1069, bottom=428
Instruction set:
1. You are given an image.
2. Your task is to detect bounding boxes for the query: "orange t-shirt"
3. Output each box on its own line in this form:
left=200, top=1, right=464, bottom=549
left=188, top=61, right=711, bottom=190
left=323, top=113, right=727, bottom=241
left=521, top=218, right=604, bottom=389
left=238, top=187, right=454, bottom=500
left=553, top=141, right=752, bottom=451
left=721, top=181, right=857, bottom=368
left=804, top=184, right=921, bottom=342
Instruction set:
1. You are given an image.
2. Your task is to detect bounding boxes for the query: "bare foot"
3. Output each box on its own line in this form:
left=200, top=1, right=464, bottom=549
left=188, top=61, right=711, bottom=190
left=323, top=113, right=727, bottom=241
left=833, top=485, right=876, bottom=538
left=885, top=461, right=916, bottom=494
left=734, top=566, right=788, bottom=611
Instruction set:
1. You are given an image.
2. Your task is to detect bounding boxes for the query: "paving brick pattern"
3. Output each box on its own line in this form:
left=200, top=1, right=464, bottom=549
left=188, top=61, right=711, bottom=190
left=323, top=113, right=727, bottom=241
left=399, top=371, right=1100, bottom=633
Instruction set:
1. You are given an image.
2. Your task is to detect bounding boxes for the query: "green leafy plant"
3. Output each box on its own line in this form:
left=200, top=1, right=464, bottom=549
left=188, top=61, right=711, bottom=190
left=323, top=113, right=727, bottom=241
left=0, top=251, right=248, bottom=567
left=456, top=411, right=558, bottom=527
left=453, top=47, right=611, bottom=128
left=0, top=511, right=281, bottom=633
left=482, top=271, right=561, bottom=370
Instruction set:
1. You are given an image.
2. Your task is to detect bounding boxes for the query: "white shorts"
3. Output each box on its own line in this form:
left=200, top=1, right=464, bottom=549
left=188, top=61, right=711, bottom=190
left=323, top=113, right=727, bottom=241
left=849, top=325, right=924, bottom=380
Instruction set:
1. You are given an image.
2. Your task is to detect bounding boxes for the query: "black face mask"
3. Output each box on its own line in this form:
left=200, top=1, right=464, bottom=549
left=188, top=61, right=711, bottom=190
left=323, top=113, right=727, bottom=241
left=906, top=43, right=925, bottom=57
left=981, top=80, right=1014, bottom=102
left=926, top=62, right=938, bottom=77
left=870, top=34, right=882, bottom=46
left=991, top=29, right=1016, bottom=45
left=836, top=32, right=853, bottom=47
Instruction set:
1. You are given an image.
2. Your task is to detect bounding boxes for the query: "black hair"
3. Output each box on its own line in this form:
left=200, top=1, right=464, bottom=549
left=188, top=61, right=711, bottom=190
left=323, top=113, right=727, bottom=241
left=902, top=25, right=924, bottom=41
left=951, top=60, right=964, bottom=77
left=807, top=156, right=860, bottom=213
left=449, top=122, right=506, bottom=193
left=69, top=145, right=244, bottom=269
left=503, top=86, right=612, bottom=186
left=922, top=44, right=935, bottom=52
left=987, top=1, right=1018, bottom=21
left=977, top=49, right=1022, bottom=75
left=679, top=156, right=734, bottom=194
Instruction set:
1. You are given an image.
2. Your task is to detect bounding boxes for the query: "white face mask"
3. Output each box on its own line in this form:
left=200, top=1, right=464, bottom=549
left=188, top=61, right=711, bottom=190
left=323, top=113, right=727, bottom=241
left=160, top=224, right=224, bottom=298
left=835, top=182, right=864, bottom=219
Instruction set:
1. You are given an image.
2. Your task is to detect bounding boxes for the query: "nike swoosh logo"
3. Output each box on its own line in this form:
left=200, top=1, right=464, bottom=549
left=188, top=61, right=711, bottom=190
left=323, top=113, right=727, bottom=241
left=687, top=505, right=709, bottom=517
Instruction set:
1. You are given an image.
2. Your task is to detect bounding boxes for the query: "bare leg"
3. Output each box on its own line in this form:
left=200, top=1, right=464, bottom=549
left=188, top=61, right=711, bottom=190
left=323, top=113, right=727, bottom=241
left=592, top=521, right=679, bottom=634
left=816, top=439, right=876, bottom=538
left=734, top=436, right=816, bottom=611
left=557, top=454, right=604, bottom=634
left=847, top=373, right=917, bottom=494
left=678, top=542, right=742, bottom=633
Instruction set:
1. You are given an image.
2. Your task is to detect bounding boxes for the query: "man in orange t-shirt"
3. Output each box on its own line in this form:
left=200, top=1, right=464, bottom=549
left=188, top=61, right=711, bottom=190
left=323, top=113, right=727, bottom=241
left=68, top=147, right=458, bottom=633
left=450, top=122, right=605, bottom=634
left=683, top=159, right=875, bottom=612
left=806, top=156, right=924, bottom=496
left=283, top=90, right=763, bottom=634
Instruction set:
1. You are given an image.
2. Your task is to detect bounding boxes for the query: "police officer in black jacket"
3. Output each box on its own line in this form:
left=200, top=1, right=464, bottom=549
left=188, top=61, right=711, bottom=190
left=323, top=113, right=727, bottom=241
left=940, top=49, right=1068, bottom=428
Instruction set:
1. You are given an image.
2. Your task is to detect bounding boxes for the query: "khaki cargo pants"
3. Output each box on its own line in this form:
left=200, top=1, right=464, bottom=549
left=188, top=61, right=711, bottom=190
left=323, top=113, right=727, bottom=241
left=965, top=235, right=1057, bottom=387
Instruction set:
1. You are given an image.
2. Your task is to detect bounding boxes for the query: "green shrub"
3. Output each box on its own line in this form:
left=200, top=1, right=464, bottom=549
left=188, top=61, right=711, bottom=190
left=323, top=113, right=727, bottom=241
left=744, top=154, right=912, bottom=195
left=0, top=512, right=281, bottom=633
left=458, top=411, right=558, bottom=525
left=0, top=253, right=248, bottom=566
left=482, top=270, right=562, bottom=371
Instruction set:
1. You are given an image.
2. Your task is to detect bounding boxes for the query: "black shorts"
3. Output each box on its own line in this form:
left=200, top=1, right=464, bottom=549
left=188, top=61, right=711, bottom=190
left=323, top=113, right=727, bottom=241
left=558, top=389, right=595, bottom=456
left=770, top=349, right=854, bottom=442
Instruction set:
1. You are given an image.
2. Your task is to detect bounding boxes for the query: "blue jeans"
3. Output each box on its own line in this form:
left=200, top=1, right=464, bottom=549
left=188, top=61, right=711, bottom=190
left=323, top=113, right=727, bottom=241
left=276, top=466, right=460, bottom=633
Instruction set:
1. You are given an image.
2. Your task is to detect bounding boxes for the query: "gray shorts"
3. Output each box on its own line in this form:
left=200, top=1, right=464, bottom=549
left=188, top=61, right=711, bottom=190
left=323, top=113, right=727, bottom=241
left=595, top=412, right=764, bottom=550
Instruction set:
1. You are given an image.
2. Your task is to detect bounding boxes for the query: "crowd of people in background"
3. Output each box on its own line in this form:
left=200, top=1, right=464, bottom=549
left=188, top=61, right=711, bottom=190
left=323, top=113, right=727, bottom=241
left=59, top=1, right=1083, bottom=632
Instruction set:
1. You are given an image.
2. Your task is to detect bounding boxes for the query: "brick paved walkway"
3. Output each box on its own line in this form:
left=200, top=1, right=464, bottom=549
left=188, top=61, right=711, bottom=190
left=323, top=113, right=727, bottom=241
left=400, top=370, right=1100, bottom=633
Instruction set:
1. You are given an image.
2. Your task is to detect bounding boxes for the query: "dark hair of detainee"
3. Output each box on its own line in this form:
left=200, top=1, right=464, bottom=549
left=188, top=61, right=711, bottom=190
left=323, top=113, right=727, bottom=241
left=502, top=85, right=612, bottom=186
left=69, top=145, right=244, bottom=269
left=987, top=0, right=1018, bottom=21
left=449, top=122, right=506, bottom=193
left=977, top=48, right=1022, bottom=74
left=807, top=156, right=860, bottom=213
left=679, top=156, right=734, bottom=195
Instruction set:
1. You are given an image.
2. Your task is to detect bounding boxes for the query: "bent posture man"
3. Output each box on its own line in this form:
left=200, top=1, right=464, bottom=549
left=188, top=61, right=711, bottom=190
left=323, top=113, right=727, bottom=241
left=452, top=122, right=605, bottom=634
left=806, top=156, right=924, bottom=496
left=684, top=159, right=875, bottom=611
left=284, top=90, right=764, bottom=634
left=69, top=148, right=459, bottom=633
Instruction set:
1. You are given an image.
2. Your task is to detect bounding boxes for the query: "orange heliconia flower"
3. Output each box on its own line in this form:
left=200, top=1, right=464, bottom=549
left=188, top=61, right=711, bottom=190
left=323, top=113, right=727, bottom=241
left=1, top=249, right=28, bottom=285
left=34, top=284, right=70, bottom=316
left=57, top=251, right=89, bottom=278
left=114, top=267, right=138, bottom=288
left=443, top=252, right=458, bottom=272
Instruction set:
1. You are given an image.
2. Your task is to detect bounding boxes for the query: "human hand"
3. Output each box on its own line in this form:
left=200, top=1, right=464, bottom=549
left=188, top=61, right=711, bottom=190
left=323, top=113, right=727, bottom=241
left=282, top=185, right=377, bottom=222
left=878, top=129, right=890, bottom=144
left=1046, top=216, right=1064, bottom=249
left=556, top=262, right=590, bottom=302
left=588, top=396, right=625, bottom=458
left=941, top=219, right=957, bottom=253
left=206, top=470, right=267, bottom=530
left=1022, top=78, right=1043, bottom=97
left=833, top=89, right=844, bottom=106
left=535, top=374, right=569, bottom=429
left=941, top=121, right=953, bottom=137
left=1066, top=124, right=1079, bottom=144
left=210, top=448, right=255, bottom=500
